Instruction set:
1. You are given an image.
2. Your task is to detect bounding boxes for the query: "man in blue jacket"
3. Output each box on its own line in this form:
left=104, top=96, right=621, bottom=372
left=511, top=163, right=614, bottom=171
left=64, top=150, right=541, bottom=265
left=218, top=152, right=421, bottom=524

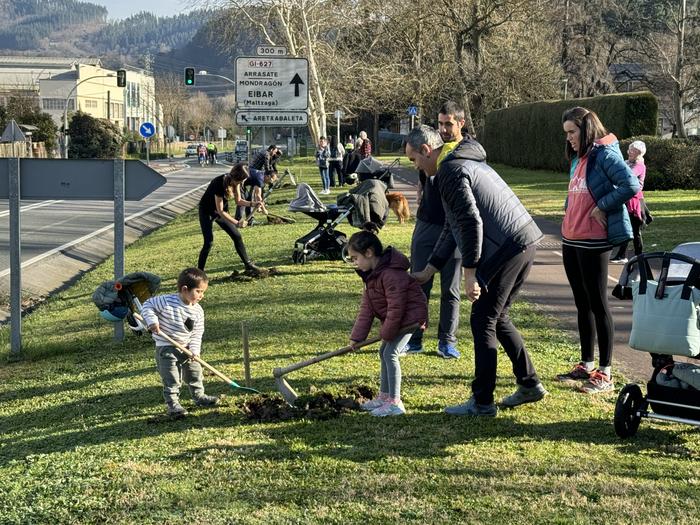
left=407, top=125, right=547, bottom=417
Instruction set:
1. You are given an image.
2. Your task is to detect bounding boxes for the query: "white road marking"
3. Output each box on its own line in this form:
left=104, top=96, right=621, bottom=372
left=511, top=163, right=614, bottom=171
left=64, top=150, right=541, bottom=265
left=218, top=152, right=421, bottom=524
left=0, top=183, right=209, bottom=278
left=0, top=200, right=64, bottom=218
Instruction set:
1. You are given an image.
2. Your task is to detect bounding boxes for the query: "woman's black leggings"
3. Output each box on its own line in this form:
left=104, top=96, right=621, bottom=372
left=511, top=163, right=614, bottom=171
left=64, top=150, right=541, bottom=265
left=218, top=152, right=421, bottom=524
left=562, top=244, right=614, bottom=367
left=197, top=208, right=249, bottom=270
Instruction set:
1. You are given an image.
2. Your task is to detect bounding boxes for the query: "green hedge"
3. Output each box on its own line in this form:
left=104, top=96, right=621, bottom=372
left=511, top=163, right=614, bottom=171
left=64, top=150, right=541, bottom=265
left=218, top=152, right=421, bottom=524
left=619, top=135, right=700, bottom=190
left=482, top=92, right=658, bottom=172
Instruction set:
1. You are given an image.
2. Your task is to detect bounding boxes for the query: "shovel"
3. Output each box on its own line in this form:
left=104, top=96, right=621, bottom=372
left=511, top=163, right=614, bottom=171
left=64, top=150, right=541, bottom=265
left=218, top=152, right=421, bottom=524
left=273, top=324, right=420, bottom=405
left=133, top=313, right=260, bottom=395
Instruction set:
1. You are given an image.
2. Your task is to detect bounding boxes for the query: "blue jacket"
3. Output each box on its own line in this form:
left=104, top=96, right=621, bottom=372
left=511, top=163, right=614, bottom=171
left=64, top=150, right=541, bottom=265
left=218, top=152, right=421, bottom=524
left=566, top=136, right=640, bottom=246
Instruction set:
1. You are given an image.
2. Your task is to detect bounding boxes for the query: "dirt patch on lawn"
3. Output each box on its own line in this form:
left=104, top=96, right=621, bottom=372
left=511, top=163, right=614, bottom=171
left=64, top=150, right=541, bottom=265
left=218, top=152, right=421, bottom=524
left=237, top=384, right=375, bottom=422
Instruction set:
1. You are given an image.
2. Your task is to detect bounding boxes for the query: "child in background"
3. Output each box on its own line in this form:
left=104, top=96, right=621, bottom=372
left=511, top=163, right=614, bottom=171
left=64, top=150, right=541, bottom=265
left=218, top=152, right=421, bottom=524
left=347, top=223, right=428, bottom=417
left=611, top=140, right=648, bottom=263
left=141, top=267, right=219, bottom=418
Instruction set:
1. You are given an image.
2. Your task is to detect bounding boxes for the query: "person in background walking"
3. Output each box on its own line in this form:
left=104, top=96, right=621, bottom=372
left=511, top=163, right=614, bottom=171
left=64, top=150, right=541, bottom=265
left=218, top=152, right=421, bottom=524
left=328, top=135, right=346, bottom=187
left=316, top=136, right=331, bottom=194
left=404, top=101, right=464, bottom=359
left=611, top=140, right=647, bottom=263
left=556, top=107, right=639, bottom=393
left=358, top=130, right=372, bottom=159
left=408, top=125, right=546, bottom=417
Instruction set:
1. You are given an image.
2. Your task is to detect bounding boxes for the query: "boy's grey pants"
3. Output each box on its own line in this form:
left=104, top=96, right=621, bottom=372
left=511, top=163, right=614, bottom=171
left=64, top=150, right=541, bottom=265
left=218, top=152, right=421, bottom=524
left=155, top=345, right=205, bottom=404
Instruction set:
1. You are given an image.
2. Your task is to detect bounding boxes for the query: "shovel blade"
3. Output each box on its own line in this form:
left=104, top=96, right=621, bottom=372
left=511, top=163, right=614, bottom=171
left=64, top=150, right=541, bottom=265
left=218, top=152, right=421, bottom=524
left=275, top=376, right=298, bottom=405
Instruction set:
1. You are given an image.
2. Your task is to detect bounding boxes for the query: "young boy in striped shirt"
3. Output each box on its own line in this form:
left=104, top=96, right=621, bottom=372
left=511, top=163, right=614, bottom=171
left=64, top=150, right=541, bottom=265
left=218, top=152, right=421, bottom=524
left=141, top=267, right=219, bottom=418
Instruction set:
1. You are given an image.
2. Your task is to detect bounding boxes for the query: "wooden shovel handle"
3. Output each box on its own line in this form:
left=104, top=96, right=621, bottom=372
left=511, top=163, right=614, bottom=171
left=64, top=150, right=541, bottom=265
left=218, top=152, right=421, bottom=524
left=133, top=313, right=234, bottom=385
left=274, top=323, right=420, bottom=377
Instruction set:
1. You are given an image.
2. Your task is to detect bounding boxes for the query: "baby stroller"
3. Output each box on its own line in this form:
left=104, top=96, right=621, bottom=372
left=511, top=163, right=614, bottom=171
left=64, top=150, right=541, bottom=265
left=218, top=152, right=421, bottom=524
left=351, top=157, right=399, bottom=189
left=289, top=183, right=354, bottom=264
left=288, top=180, right=390, bottom=264
left=612, top=242, right=700, bottom=438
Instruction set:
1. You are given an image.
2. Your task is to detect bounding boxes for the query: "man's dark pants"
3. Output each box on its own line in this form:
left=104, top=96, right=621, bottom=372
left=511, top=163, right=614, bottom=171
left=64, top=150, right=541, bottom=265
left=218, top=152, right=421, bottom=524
left=471, top=244, right=540, bottom=405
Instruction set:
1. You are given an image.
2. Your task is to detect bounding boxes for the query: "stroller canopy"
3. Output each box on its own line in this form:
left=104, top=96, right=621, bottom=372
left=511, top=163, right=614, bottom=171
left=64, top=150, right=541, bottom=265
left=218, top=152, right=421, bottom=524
left=289, top=183, right=326, bottom=213
left=356, top=157, right=387, bottom=175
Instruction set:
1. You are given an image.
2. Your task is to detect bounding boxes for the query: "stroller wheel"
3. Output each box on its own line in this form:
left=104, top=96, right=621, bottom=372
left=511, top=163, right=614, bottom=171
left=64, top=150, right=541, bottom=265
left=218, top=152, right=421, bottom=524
left=614, top=384, right=644, bottom=438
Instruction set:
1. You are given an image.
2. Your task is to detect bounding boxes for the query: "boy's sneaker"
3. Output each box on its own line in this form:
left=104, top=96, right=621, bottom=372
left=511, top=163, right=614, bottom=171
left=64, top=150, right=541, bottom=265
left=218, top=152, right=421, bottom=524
left=437, top=342, right=461, bottom=359
left=500, top=383, right=548, bottom=408
left=167, top=401, right=188, bottom=419
left=194, top=394, right=220, bottom=407
left=579, top=370, right=614, bottom=394
left=555, top=363, right=593, bottom=382
left=371, top=401, right=406, bottom=417
left=444, top=396, right=497, bottom=417
left=361, top=397, right=387, bottom=411
left=610, top=257, right=628, bottom=264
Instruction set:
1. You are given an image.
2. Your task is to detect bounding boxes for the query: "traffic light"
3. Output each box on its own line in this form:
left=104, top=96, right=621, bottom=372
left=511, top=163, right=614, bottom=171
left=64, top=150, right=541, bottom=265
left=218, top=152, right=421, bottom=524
left=184, top=67, right=195, bottom=86
left=246, top=127, right=251, bottom=135
left=116, top=69, right=126, bottom=87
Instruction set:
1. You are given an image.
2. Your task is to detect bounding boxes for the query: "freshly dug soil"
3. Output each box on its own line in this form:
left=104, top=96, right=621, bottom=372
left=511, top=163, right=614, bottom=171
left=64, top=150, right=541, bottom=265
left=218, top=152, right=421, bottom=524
left=228, top=267, right=282, bottom=281
left=237, top=384, right=375, bottom=422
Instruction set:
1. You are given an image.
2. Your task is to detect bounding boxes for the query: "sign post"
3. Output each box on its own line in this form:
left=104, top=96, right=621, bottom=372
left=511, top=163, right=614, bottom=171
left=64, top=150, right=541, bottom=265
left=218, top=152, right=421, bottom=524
left=0, top=159, right=167, bottom=355
left=139, top=122, right=155, bottom=165
left=235, top=57, right=309, bottom=130
left=407, top=105, right=418, bottom=130
left=334, top=109, right=344, bottom=150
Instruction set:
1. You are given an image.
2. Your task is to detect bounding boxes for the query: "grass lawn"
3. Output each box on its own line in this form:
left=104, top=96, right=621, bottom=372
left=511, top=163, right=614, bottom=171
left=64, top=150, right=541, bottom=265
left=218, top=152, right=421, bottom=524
left=0, top=160, right=698, bottom=524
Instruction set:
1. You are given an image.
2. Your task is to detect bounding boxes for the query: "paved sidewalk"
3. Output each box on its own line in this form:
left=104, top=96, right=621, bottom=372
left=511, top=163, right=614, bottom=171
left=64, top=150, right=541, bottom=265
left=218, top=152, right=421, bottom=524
left=391, top=164, right=648, bottom=382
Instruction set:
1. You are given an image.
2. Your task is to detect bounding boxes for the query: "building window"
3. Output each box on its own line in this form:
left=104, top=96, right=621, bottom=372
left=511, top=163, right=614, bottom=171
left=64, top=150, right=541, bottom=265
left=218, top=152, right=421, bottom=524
left=85, top=99, right=98, bottom=109
left=42, top=98, right=75, bottom=111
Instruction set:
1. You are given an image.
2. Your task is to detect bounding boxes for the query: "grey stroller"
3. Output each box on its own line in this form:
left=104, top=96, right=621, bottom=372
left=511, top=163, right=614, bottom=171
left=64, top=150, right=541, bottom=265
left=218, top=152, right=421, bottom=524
left=612, top=242, right=700, bottom=438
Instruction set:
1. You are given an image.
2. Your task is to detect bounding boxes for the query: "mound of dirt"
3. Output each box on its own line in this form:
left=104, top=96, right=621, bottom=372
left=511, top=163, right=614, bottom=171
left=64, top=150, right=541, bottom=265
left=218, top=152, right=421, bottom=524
left=237, top=384, right=375, bottom=422
left=228, top=267, right=282, bottom=281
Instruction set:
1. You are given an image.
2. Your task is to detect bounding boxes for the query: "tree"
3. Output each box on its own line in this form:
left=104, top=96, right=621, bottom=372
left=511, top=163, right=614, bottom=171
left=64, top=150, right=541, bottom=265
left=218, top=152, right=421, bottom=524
left=182, top=91, right=214, bottom=141
left=207, top=0, right=350, bottom=143
left=4, top=94, right=59, bottom=155
left=621, top=0, right=700, bottom=137
left=68, top=111, right=123, bottom=158
left=155, top=72, right=188, bottom=146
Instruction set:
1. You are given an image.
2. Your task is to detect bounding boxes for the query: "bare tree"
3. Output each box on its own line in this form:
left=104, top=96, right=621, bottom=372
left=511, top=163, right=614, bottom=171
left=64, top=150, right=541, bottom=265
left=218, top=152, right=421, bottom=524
left=626, top=0, right=700, bottom=137
left=204, top=0, right=351, bottom=143
left=155, top=72, right=188, bottom=148
left=182, top=91, right=214, bottom=141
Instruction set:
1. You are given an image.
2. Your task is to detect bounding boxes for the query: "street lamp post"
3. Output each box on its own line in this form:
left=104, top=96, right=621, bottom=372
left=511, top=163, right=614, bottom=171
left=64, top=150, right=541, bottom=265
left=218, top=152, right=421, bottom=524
left=63, top=74, right=115, bottom=159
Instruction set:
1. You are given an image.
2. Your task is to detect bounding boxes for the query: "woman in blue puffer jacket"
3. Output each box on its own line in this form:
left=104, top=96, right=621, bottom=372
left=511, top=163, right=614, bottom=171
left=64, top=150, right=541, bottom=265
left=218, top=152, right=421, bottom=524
left=556, top=107, right=640, bottom=394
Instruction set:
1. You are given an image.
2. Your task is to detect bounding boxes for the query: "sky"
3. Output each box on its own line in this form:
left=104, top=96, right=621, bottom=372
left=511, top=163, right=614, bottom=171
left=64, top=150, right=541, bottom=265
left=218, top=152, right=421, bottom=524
left=89, top=0, right=194, bottom=19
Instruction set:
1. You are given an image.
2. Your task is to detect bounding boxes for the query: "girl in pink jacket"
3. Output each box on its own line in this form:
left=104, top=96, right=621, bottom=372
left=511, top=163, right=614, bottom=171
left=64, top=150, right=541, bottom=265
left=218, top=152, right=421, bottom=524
left=347, top=224, right=428, bottom=417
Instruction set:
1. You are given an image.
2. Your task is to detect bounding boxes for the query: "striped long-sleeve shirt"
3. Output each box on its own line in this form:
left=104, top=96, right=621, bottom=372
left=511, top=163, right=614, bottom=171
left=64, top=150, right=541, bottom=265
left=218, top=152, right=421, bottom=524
left=141, top=293, right=205, bottom=355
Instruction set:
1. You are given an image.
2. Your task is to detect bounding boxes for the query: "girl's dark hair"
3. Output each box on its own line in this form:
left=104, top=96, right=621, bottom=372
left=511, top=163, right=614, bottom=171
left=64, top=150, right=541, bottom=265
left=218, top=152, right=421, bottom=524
left=178, top=267, right=208, bottom=290
left=348, top=223, right=383, bottom=256
left=562, top=106, right=608, bottom=160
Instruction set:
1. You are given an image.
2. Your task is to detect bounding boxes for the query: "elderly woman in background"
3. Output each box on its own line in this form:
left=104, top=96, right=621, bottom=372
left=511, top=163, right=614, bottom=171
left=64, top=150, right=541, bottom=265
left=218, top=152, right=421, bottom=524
left=610, top=140, right=648, bottom=263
